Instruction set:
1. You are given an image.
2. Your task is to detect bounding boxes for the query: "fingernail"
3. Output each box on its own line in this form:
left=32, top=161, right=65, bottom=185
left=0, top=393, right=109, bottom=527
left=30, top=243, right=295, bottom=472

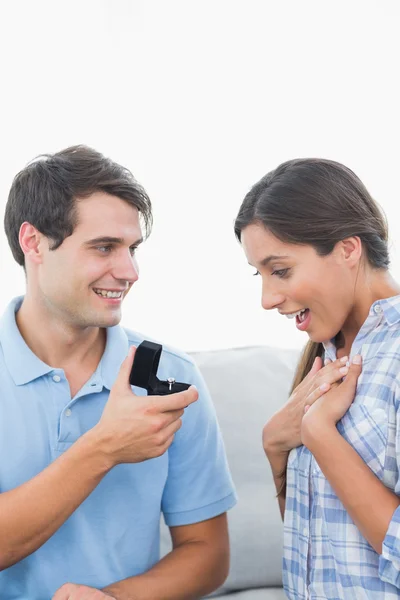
left=339, top=366, right=349, bottom=375
left=352, top=354, right=362, bottom=365
left=320, top=382, right=329, bottom=391
left=340, top=356, right=348, bottom=364
left=304, top=405, right=310, bottom=413
left=324, top=359, right=331, bottom=366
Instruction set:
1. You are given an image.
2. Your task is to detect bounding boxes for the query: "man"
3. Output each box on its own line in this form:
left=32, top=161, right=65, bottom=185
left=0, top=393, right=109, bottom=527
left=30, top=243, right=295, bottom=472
left=0, top=146, right=236, bottom=599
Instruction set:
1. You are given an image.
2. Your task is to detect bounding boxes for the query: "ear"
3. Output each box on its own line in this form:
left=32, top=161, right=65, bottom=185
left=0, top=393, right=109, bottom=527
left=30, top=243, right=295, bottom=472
left=336, top=236, right=362, bottom=267
left=19, top=222, right=46, bottom=266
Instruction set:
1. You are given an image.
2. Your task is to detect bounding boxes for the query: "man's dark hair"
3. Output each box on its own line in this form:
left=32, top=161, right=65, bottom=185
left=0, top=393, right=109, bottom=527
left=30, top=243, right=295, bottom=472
left=4, top=145, right=153, bottom=267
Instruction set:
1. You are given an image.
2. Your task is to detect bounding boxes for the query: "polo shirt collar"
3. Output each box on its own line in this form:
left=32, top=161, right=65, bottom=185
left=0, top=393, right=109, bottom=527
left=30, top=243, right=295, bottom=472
left=0, top=296, right=130, bottom=389
left=0, top=296, right=53, bottom=385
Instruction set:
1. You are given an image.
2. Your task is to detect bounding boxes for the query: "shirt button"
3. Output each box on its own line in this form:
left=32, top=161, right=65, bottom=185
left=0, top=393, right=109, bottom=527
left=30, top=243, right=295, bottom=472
left=303, top=527, right=308, bottom=536
left=65, top=408, right=72, bottom=417
left=373, top=304, right=382, bottom=314
left=53, top=375, right=61, bottom=383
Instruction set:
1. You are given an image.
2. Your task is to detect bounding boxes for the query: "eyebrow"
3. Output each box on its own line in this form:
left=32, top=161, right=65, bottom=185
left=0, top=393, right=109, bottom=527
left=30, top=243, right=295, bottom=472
left=84, top=236, right=144, bottom=247
left=249, top=254, right=290, bottom=267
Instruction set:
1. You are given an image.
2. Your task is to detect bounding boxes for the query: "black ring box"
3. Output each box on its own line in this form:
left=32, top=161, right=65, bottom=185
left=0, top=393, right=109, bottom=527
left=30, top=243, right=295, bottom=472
left=129, top=340, right=191, bottom=395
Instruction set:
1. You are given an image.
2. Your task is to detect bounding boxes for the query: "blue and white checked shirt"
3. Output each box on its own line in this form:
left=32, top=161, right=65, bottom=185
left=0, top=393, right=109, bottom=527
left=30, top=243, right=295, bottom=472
left=284, top=295, right=400, bottom=599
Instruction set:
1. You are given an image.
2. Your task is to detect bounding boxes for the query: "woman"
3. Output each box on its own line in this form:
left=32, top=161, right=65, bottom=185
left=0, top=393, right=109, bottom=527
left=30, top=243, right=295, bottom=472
left=234, top=158, right=400, bottom=599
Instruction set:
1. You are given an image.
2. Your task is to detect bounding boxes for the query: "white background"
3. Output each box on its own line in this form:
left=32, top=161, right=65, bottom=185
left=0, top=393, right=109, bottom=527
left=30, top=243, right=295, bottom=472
left=0, top=0, right=399, bottom=352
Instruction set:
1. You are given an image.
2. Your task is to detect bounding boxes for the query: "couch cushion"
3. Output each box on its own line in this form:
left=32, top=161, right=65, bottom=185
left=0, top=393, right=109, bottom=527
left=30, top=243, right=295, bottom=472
left=160, top=345, right=300, bottom=595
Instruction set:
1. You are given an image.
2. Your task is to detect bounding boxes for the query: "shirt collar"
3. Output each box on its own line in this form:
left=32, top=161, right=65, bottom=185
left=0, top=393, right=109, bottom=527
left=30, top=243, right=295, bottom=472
left=375, top=294, right=400, bottom=326
left=323, top=294, right=400, bottom=358
left=0, top=296, right=130, bottom=389
left=0, top=296, right=54, bottom=385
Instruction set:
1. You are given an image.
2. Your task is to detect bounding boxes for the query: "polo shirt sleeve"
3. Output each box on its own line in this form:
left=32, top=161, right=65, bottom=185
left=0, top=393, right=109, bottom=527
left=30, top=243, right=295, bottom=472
left=161, top=358, right=237, bottom=526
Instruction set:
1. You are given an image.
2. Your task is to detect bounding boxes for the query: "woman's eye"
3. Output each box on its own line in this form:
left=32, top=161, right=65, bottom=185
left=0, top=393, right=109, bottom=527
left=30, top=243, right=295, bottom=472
left=272, top=268, right=289, bottom=278
left=253, top=270, right=260, bottom=277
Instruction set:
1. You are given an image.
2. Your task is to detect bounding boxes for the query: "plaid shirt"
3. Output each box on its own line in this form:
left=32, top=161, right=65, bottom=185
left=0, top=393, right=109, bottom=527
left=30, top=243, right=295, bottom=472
left=283, top=295, right=400, bottom=599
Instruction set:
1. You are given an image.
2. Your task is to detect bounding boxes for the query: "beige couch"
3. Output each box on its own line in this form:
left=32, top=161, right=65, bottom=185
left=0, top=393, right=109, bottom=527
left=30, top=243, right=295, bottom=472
left=160, top=344, right=300, bottom=599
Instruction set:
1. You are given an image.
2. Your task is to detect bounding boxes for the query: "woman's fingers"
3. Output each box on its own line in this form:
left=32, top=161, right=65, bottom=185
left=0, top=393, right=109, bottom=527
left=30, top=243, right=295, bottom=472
left=299, top=356, right=323, bottom=391
left=301, top=356, right=345, bottom=396
left=297, top=355, right=351, bottom=415
left=305, top=376, right=342, bottom=410
left=315, top=356, right=349, bottom=386
left=305, top=381, right=332, bottom=409
left=305, top=356, right=362, bottom=420
left=305, top=359, right=349, bottom=411
left=309, top=356, right=323, bottom=376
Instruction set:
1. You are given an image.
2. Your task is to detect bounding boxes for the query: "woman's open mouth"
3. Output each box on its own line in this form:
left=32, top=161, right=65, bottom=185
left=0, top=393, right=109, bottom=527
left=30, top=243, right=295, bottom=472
left=295, top=308, right=311, bottom=331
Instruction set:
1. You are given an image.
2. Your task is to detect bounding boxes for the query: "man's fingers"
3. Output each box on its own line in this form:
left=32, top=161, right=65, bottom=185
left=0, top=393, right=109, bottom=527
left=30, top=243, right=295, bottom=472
left=158, top=386, right=198, bottom=413
left=52, top=584, right=77, bottom=600
left=52, top=591, right=67, bottom=600
left=115, top=346, right=137, bottom=392
left=163, top=416, right=184, bottom=438
left=158, top=421, right=184, bottom=453
left=53, top=584, right=115, bottom=600
left=160, top=408, right=185, bottom=428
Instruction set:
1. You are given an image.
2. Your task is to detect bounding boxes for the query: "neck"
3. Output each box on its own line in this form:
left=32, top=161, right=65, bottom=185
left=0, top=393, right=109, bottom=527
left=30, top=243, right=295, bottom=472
left=340, top=269, right=400, bottom=352
left=16, top=293, right=106, bottom=369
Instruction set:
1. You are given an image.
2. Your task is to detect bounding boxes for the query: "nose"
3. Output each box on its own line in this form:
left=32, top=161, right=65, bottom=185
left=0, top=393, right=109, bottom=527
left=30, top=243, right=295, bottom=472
left=112, top=250, right=139, bottom=285
left=261, top=282, right=285, bottom=311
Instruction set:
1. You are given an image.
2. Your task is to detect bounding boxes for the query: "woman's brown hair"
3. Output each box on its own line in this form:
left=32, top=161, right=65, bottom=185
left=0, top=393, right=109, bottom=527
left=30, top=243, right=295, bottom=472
left=234, top=158, right=389, bottom=387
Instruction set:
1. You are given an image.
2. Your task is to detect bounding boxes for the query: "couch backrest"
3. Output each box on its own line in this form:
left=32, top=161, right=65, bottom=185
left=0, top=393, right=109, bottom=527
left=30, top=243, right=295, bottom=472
left=160, top=345, right=300, bottom=594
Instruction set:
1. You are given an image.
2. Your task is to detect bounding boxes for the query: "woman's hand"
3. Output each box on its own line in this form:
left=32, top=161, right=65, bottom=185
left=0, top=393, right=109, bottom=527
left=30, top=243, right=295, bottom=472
left=301, top=354, right=362, bottom=450
left=263, top=355, right=350, bottom=455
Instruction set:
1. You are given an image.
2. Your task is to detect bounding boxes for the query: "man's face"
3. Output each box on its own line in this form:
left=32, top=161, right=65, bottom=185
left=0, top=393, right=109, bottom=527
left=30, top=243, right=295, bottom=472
left=36, top=192, right=143, bottom=329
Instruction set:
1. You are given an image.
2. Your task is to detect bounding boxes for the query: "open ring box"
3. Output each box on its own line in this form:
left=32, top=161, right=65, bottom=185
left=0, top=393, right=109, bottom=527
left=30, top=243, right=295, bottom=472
left=129, top=340, right=191, bottom=395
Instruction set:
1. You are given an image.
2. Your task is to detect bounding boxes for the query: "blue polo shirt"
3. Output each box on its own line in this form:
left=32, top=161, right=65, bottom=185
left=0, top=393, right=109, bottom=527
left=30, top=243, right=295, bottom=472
left=0, top=297, right=236, bottom=599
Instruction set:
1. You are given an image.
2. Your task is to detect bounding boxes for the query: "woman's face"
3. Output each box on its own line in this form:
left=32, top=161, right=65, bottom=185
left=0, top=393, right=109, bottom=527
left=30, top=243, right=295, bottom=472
left=241, top=223, right=359, bottom=343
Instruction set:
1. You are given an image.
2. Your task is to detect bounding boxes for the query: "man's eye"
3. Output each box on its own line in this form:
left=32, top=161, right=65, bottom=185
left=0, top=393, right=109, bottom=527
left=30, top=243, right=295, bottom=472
left=97, top=246, right=112, bottom=253
left=129, top=246, right=138, bottom=256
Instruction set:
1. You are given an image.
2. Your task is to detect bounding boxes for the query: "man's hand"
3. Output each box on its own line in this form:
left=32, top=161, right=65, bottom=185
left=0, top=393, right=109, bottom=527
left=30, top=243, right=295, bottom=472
left=52, top=583, right=116, bottom=600
left=262, top=354, right=349, bottom=455
left=301, top=354, right=362, bottom=450
left=92, top=346, right=199, bottom=467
